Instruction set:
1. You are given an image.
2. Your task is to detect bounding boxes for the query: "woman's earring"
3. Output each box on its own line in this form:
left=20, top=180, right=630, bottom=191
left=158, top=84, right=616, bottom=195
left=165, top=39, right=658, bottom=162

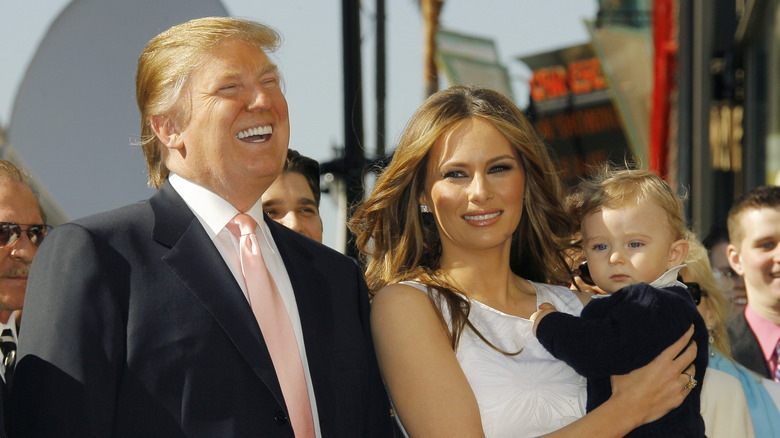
left=420, top=204, right=430, bottom=213
left=707, top=326, right=715, bottom=357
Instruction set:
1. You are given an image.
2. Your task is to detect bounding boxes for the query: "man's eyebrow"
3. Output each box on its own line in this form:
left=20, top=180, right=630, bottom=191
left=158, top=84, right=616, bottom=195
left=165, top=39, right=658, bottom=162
left=298, top=198, right=318, bottom=207
left=262, top=198, right=284, bottom=208
left=213, top=64, right=279, bottom=82
left=262, top=64, right=280, bottom=76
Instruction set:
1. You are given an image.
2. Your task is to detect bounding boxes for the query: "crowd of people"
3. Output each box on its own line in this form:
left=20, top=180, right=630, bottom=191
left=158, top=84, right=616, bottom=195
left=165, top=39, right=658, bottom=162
left=0, top=15, right=777, bottom=438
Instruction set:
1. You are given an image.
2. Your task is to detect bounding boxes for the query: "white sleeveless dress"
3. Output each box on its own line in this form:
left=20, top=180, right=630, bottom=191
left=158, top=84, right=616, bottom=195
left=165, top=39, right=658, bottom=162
left=396, top=281, right=587, bottom=438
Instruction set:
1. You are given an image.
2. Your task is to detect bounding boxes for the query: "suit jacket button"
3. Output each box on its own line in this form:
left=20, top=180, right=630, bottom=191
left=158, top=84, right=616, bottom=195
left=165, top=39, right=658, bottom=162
left=274, top=412, right=288, bottom=425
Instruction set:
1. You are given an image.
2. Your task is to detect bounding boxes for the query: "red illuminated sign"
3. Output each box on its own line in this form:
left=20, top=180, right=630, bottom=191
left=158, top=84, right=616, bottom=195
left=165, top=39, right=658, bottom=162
left=529, top=58, right=607, bottom=102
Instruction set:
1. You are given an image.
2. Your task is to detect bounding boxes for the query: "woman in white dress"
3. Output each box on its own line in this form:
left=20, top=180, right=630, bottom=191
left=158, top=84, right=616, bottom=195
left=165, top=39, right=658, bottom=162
left=350, top=85, right=699, bottom=437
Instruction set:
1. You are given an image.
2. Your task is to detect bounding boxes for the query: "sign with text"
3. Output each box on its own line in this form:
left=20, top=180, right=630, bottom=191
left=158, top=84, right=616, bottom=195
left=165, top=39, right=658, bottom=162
left=518, top=44, right=635, bottom=186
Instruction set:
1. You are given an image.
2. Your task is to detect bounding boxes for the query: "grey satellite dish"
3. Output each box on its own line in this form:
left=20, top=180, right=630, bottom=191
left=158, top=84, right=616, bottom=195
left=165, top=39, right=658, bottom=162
left=8, top=0, right=228, bottom=224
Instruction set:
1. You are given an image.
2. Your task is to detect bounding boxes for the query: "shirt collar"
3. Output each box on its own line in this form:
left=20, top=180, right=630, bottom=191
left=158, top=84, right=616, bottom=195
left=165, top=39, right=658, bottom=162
left=168, top=174, right=276, bottom=253
left=0, top=313, right=17, bottom=337
left=650, top=264, right=687, bottom=289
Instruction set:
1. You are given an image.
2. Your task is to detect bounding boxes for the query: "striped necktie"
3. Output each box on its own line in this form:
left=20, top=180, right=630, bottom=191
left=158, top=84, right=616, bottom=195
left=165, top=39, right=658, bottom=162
left=775, top=340, right=780, bottom=382
left=0, top=329, right=16, bottom=382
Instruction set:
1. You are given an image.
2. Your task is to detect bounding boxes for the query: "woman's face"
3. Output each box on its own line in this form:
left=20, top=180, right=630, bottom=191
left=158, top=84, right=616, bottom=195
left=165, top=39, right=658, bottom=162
left=710, top=240, right=746, bottom=318
left=423, top=118, right=525, bottom=259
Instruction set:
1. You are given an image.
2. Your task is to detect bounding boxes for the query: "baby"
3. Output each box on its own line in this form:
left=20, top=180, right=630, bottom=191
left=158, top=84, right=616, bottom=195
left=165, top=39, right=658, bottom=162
left=532, top=167, right=708, bottom=437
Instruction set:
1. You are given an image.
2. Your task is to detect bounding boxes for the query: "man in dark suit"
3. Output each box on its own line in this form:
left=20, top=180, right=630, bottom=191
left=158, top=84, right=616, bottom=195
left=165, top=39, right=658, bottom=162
left=10, top=17, right=393, bottom=437
left=725, top=185, right=780, bottom=380
left=0, top=159, right=49, bottom=438
left=262, top=149, right=324, bottom=242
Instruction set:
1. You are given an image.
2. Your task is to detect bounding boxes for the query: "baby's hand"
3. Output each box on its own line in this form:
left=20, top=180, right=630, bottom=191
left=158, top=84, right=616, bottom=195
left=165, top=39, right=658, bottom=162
left=530, top=302, right=558, bottom=336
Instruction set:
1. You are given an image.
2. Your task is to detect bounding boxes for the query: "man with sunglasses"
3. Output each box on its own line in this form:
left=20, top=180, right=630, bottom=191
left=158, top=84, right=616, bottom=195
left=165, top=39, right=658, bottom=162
left=0, top=159, right=47, bottom=438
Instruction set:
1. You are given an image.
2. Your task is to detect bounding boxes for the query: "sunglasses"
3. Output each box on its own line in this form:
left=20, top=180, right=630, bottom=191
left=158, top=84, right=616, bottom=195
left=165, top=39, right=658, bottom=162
left=0, top=222, right=52, bottom=247
left=683, top=281, right=707, bottom=305
left=575, top=261, right=595, bottom=286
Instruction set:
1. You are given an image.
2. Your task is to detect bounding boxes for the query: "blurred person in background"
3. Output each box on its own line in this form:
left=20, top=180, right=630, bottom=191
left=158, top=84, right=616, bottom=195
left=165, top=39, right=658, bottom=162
left=681, top=235, right=780, bottom=437
left=262, top=149, right=323, bottom=242
left=703, top=224, right=744, bottom=319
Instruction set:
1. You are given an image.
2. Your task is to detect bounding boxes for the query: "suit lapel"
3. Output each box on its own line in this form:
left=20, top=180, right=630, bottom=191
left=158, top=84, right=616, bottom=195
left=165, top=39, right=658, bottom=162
left=728, top=312, right=772, bottom=378
left=149, top=182, right=286, bottom=405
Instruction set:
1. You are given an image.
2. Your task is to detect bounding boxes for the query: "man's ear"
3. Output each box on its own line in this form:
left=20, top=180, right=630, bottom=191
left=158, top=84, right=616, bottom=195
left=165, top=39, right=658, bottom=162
left=726, top=243, right=746, bottom=276
left=668, top=239, right=689, bottom=268
left=150, top=115, right=184, bottom=150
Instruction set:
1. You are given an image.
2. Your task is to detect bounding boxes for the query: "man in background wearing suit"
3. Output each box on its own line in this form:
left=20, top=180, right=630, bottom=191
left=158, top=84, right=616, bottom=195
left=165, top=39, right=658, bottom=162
left=10, top=17, right=392, bottom=437
left=726, top=185, right=780, bottom=381
left=0, top=159, right=48, bottom=438
left=262, top=149, right=324, bottom=243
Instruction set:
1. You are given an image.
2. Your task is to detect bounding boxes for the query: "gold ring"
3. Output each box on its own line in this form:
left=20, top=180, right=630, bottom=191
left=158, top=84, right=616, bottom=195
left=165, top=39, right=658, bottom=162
left=684, top=373, right=697, bottom=390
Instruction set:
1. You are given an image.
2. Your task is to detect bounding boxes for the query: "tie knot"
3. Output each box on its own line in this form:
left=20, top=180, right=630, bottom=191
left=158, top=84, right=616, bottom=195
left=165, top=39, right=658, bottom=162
left=227, top=213, right=259, bottom=238
left=0, top=329, right=14, bottom=353
left=1, top=328, right=16, bottom=371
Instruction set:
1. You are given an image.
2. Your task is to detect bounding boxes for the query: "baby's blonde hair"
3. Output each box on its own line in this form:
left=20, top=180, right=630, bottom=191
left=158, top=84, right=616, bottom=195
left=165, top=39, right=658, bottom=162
left=578, top=165, right=687, bottom=241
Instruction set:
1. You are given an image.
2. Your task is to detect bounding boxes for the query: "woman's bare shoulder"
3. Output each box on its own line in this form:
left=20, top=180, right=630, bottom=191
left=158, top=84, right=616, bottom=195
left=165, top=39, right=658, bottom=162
left=373, top=281, right=432, bottom=309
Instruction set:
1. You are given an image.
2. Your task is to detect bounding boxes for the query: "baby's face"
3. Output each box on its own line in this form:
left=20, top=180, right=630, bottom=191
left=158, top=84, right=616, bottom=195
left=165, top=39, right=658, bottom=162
left=582, top=202, right=680, bottom=294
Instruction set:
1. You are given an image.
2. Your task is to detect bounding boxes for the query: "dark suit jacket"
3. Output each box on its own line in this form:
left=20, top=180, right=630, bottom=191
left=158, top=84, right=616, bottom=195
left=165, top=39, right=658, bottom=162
left=0, top=379, right=6, bottom=438
left=727, top=311, right=772, bottom=379
left=9, top=181, right=393, bottom=437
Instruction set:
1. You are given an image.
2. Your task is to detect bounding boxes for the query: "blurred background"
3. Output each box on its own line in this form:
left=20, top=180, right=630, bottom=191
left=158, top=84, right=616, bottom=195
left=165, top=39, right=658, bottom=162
left=0, top=0, right=776, bottom=255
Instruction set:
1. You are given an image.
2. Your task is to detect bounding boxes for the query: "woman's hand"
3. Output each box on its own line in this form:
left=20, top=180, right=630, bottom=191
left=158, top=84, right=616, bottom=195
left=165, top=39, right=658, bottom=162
left=610, top=325, right=696, bottom=425
left=530, top=302, right=557, bottom=336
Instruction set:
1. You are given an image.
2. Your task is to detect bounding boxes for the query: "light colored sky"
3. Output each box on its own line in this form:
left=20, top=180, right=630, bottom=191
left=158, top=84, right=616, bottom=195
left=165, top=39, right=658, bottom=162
left=0, top=0, right=597, bottom=250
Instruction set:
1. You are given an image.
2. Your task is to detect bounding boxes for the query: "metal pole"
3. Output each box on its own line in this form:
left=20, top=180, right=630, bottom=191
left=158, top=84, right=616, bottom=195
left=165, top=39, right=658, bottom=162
left=376, top=0, right=386, bottom=158
left=677, top=0, right=694, bottom=226
left=691, top=0, right=715, bottom=236
left=342, top=0, right=365, bottom=258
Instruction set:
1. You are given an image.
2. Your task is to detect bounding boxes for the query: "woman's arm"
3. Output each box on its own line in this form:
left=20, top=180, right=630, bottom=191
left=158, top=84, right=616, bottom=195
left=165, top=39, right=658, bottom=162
left=374, top=285, right=696, bottom=438
left=371, top=283, right=486, bottom=438
left=540, top=326, right=697, bottom=437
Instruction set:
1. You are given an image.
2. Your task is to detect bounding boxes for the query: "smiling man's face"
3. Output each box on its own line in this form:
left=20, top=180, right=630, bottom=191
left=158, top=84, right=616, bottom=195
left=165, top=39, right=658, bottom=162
left=0, top=179, right=43, bottom=322
left=164, top=38, right=290, bottom=210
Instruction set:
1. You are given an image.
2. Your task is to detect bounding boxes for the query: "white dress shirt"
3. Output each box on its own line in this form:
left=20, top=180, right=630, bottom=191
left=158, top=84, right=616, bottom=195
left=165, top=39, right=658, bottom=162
left=169, top=174, right=321, bottom=437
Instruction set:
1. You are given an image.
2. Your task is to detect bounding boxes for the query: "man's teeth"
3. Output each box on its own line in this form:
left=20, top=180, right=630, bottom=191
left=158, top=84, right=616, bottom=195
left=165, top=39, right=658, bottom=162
left=464, top=212, right=500, bottom=221
left=237, top=126, right=273, bottom=139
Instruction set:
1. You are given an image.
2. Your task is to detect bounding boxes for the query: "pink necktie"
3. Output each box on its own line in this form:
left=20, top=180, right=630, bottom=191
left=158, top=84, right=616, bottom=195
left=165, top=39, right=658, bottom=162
left=227, top=214, right=315, bottom=437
